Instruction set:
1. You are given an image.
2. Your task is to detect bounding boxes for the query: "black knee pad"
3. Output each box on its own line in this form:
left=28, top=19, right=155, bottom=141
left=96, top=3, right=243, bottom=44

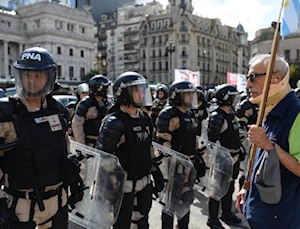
left=136, top=184, right=153, bottom=215
left=136, top=215, right=149, bottom=229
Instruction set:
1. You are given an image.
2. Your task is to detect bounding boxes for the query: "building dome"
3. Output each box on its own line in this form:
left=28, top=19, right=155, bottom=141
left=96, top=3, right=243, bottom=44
left=237, top=23, right=245, bottom=32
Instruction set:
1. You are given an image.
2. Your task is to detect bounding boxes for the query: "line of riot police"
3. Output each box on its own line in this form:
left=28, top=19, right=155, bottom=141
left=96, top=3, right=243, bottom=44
left=67, top=72, right=258, bottom=229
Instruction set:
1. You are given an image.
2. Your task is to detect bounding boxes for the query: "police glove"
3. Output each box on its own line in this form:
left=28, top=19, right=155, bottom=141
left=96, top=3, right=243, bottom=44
left=239, top=145, right=246, bottom=162
left=65, top=154, right=86, bottom=210
left=151, top=169, right=165, bottom=195
left=0, top=198, right=19, bottom=229
left=68, top=174, right=85, bottom=211
left=194, top=147, right=207, bottom=180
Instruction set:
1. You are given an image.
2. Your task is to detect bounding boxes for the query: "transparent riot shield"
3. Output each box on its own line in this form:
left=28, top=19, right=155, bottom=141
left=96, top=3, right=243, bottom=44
left=197, top=137, right=234, bottom=201
left=68, top=140, right=125, bottom=229
left=239, top=128, right=251, bottom=172
left=152, top=142, right=196, bottom=220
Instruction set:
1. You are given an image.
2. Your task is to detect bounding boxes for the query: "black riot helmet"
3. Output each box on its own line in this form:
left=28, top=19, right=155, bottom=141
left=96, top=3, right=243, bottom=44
left=113, top=71, right=152, bottom=107
left=14, top=47, right=57, bottom=98
left=169, top=81, right=198, bottom=109
left=215, top=84, right=240, bottom=106
left=196, top=85, right=205, bottom=102
left=89, top=75, right=112, bottom=98
left=156, top=84, right=168, bottom=99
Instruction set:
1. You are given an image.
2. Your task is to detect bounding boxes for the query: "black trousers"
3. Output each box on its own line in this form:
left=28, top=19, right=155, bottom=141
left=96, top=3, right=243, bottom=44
left=10, top=205, right=68, bottom=229
left=113, top=184, right=152, bottom=229
left=161, top=211, right=190, bottom=229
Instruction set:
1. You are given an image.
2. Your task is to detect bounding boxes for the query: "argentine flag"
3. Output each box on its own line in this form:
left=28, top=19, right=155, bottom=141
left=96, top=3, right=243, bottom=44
left=281, top=0, right=300, bottom=38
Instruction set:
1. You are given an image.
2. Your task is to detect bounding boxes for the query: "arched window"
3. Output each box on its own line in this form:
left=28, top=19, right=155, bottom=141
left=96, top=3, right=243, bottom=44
left=180, top=21, right=187, bottom=30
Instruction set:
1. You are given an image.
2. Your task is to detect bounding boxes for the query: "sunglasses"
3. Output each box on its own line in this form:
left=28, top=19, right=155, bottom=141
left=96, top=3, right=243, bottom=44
left=246, top=73, right=267, bottom=82
left=246, top=72, right=277, bottom=83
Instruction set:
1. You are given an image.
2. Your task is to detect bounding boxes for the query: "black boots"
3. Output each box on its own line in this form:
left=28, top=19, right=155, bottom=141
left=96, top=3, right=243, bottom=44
left=207, top=217, right=225, bottom=229
left=220, top=212, right=242, bottom=225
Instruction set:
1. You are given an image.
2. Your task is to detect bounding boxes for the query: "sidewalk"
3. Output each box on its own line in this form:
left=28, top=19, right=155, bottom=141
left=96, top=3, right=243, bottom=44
left=69, top=179, right=250, bottom=229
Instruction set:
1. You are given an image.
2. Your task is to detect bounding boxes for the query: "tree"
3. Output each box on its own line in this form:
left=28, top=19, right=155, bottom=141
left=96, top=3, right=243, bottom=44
left=289, top=64, right=300, bottom=88
left=81, top=69, right=98, bottom=82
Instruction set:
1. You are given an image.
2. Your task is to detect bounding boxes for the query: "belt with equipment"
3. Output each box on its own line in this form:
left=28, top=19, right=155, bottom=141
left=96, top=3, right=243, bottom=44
left=4, top=186, right=62, bottom=200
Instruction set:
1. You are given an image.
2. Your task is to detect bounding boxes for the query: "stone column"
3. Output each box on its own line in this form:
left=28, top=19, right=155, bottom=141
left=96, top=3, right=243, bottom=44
left=19, top=42, right=23, bottom=55
left=4, top=41, right=8, bottom=78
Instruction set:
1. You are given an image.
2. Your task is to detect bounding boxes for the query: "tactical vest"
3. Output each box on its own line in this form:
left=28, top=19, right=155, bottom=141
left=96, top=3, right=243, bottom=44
left=114, top=109, right=152, bottom=173
left=171, top=108, right=198, bottom=156
left=84, top=99, right=107, bottom=138
left=218, top=108, right=241, bottom=150
left=1, top=97, right=67, bottom=190
left=151, top=99, right=167, bottom=126
left=248, top=104, right=259, bottom=125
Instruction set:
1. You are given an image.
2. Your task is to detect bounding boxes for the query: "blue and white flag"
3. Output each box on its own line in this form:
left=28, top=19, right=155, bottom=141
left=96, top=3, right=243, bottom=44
left=281, top=0, right=300, bottom=38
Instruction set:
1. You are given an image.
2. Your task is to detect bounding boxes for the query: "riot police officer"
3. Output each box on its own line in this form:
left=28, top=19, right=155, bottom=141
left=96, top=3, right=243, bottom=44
left=67, top=83, right=89, bottom=136
left=150, top=84, right=168, bottom=139
left=72, top=75, right=112, bottom=146
left=68, top=82, right=89, bottom=116
left=207, top=84, right=242, bottom=229
left=0, top=47, right=82, bottom=228
left=235, top=93, right=259, bottom=130
left=156, top=81, right=199, bottom=229
left=97, top=72, right=164, bottom=229
left=191, top=85, right=209, bottom=136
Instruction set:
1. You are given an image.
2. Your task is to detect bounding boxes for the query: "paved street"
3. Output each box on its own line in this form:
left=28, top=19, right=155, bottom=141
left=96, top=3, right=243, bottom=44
left=69, top=177, right=250, bottom=229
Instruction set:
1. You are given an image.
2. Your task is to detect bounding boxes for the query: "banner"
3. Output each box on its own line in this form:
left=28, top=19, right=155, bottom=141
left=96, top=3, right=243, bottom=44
left=174, top=69, right=200, bottom=86
left=227, top=72, right=247, bottom=93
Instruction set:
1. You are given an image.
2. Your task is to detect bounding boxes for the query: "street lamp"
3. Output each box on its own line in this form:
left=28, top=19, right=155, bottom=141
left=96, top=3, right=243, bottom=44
left=202, top=50, right=207, bottom=86
left=166, top=39, right=176, bottom=84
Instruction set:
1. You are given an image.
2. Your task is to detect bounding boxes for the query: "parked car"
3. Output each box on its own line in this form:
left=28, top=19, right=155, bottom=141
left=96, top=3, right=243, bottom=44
left=53, top=95, right=77, bottom=106
left=0, top=89, right=5, bottom=98
left=5, top=87, right=16, bottom=97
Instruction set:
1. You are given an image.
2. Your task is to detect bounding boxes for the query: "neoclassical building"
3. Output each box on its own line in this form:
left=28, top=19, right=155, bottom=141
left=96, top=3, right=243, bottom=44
left=98, top=0, right=249, bottom=86
left=251, top=27, right=300, bottom=69
left=0, top=1, right=96, bottom=87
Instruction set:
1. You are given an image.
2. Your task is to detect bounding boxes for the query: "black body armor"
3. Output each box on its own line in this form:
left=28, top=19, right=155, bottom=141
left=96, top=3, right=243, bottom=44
left=1, top=96, right=67, bottom=190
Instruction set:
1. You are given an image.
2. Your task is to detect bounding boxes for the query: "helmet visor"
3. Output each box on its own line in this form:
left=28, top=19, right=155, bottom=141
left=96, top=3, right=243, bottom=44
left=127, top=79, right=153, bottom=107
left=106, top=84, right=113, bottom=98
left=16, top=69, right=55, bottom=98
left=180, top=89, right=198, bottom=109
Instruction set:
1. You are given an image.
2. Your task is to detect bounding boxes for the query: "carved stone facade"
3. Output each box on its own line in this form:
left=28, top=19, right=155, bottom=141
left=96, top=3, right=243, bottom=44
left=0, top=1, right=96, bottom=87
left=99, top=0, right=249, bottom=86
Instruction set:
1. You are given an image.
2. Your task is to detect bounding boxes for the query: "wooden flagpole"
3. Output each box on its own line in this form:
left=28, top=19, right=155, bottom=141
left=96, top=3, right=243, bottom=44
left=243, top=0, right=286, bottom=190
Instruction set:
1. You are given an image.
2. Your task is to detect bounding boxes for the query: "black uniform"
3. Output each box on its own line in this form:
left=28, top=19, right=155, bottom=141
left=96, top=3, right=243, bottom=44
left=191, top=100, right=209, bottom=136
left=97, top=108, right=153, bottom=229
left=156, top=106, right=198, bottom=229
left=150, top=99, right=167, bottom=125
left=207, top=107, right=241, bottom=224
left=235, top=99, right=259, bottom=129
left=0, top=95, right=72, bottom=228
left=73, top=96, right=108, bottom=145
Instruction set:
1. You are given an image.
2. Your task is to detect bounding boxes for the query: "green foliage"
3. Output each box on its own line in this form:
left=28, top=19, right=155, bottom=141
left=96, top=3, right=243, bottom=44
left=81, top=69, right=98, bottom=82
left=289, top=64, right=300, bottom=88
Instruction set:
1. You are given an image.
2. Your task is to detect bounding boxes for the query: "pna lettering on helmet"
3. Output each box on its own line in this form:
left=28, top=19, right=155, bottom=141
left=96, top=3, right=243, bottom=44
left=21, top=53, right=42, bottom=61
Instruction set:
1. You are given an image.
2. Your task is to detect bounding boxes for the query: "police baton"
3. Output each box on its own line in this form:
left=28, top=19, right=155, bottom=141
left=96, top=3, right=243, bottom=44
left=34, top=188, right=45, bottom=211
left=0, top=141, right=17, bottom=151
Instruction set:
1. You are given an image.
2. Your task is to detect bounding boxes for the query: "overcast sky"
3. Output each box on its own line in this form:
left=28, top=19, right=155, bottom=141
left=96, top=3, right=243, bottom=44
left=137, top=0, right=283, bottom=41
